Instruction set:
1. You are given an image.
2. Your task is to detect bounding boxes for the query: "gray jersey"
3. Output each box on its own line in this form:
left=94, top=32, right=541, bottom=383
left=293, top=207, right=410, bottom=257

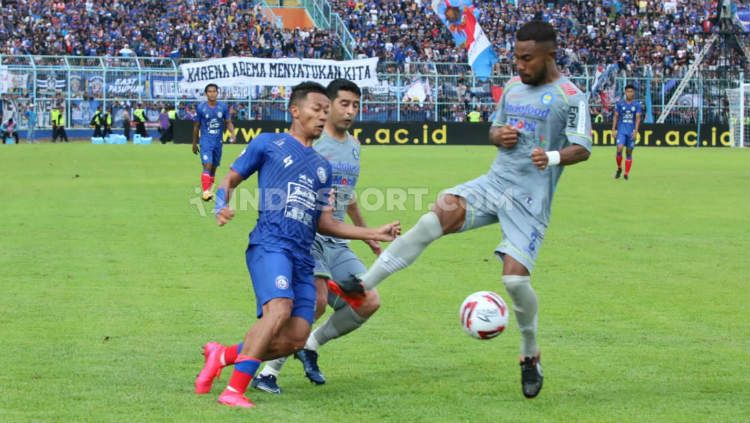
left=490, top=76, right=592, bottom=225
left=313, top=130, right=361, bottom=243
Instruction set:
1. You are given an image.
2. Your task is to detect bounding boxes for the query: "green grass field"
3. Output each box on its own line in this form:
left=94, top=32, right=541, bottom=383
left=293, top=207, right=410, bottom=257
left=1, top=143, right=749, bottom=422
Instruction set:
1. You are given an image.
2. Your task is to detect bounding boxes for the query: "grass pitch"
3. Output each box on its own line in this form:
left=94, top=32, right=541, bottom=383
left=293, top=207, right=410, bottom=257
left=1, top=143, right=748, bottom=422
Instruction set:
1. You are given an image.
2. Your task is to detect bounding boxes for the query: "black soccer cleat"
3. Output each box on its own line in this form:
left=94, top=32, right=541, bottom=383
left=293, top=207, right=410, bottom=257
left=294, top=349, right=326, bottom=385
left=624, top=174, right=629, bottom=180
left=520, top=355, right=544, bottom=399
left=251, top=374, right=282, bottom=394
left=614, top=168, right=622, bottom=179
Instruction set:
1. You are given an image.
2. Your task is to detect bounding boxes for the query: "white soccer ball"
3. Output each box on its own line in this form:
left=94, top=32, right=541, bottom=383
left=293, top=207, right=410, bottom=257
left=459, top=291, right=509, bottom=340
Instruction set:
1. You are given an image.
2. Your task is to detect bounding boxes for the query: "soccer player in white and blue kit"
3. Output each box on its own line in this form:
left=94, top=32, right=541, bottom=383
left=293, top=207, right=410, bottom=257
left=252, top=79, right=383, bottom=393
left=330, top=21, right=591, bottom=399
left=612, top=84, right=642, bottom=180
left=192, top=83, right=236, bottom=201
left=192, top=82, right=400, bottom=409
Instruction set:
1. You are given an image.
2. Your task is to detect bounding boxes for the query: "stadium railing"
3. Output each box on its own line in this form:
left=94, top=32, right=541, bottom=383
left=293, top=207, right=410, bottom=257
left=0, top=55, right=742, bottom=130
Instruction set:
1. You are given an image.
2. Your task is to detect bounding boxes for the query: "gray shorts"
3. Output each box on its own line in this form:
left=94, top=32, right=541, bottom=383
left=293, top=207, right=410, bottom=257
left=311, top=237, right=367, bottom=310
left=444, top=175, right=547, bottom=272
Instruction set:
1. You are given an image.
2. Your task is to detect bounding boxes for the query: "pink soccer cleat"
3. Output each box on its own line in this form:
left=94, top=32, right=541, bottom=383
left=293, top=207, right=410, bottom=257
left=195, top=342, right=225, bottom=394
left=217, top=389, right=255, bottom=408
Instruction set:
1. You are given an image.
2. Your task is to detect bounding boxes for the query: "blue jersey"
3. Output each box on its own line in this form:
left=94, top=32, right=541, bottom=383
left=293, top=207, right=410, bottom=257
left=615, top=100, right=642, bottom=132
left=230, top=132, right=333, bottom=259
left=194, top=101, right=230, bottom=145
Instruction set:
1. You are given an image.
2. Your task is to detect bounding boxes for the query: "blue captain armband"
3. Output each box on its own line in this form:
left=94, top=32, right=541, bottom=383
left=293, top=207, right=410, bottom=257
left=214, top=188, right=227, bottom=216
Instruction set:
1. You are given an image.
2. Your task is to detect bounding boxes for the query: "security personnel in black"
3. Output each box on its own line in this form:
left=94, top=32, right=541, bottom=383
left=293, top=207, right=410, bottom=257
left=133, top=103, right=147, bottom=137
left=102, top=108, right=112, bottom=137
left=51, top=105, right=68, bottom=143
left=91, top=106, right=103, bottom=137
left=164, top=105, right=176, bottom=143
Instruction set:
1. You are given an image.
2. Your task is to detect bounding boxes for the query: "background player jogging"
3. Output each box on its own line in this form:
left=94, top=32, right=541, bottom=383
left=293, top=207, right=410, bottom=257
left=192, top=83, right=236, bottom=201
left=612, top=84, right=642, bottom=180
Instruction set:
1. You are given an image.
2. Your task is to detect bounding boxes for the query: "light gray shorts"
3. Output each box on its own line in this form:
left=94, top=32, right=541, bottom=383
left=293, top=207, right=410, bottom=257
left=444, top=175, right=547, bottom=272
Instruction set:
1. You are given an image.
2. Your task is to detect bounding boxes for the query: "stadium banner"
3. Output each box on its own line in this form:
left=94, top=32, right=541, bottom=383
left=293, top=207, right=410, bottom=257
left=431, top=0, right=497, bottom=79
left=0, top=66, right=29, bottom=94
left=174, top=121, right=733, bottom=147
left=179, top=57, right=380, bottom=89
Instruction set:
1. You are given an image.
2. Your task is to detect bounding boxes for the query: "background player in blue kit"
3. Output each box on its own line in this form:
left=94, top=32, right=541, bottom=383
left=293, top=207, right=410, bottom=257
left=192, top=83, right=236, bottom=201
left=193, top=82, right=400, bottom=409
left=612, top=84, right=641, bottom=180
left=329, top=21, right=591, bottom=399
left=252, top=79, right=382, bottom=394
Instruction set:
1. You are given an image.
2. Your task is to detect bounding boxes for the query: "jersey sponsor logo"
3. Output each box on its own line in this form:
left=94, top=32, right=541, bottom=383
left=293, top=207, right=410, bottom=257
left=298, top=173, right=314, bottom=186
left=505, top=103, right=550, bottom=120
left=507, top=117, right=537, bottom=133
left=540, top=92, right=553, bottom=106
left=285, top=182, right=316, bottom=226
left=560, top=82, right=578, bottom=96
left=283, top=155, right=294, bottom=168
left=332, top=174, right=358, bottom=187
left=275, top=275, right=289, bottom=290
left=567, top=106, right=579, bottom=129
left=317, top=166, right=327, bottom=183
left=352, top=147, right=360, bottom=160
left=577, top=100, right=587, bottom=134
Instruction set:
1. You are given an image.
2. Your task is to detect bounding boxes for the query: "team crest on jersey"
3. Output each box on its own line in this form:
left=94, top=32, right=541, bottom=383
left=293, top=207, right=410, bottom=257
left=205, top=114, right=210, bottom=119
left=218, top=111, right=223, bottom=118
left=317, top=166, right=327, bottom=183
left=540, top=92, right=553, bottom=105
left=275, top=275, right=289, bottom=290
left=352, top=147, right=359, bottom=160
left=631, top=106, right=636, bottom=112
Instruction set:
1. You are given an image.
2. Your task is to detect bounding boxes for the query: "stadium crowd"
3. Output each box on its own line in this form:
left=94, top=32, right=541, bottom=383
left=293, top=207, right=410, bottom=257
left=0, top=0, right=745, bottom=127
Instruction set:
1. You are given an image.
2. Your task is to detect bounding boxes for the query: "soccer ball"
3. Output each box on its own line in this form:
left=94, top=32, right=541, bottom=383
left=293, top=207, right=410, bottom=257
left=459, top=291, right=509, bottom=340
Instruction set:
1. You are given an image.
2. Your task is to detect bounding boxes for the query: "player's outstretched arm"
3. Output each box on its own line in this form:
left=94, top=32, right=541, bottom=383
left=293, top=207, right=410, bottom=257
left=319, top=208, right=400, bottom=242
left=347, top=199, right=382, bottom=255
left=213, top=170, right=244, bottom=226
left=531, top=145, right=590, bottom=170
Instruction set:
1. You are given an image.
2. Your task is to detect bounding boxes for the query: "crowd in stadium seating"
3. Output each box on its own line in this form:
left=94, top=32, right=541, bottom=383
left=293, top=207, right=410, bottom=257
left=0, top=0, right=729, bottom=75
left=0, top=0, right=340, bottom=59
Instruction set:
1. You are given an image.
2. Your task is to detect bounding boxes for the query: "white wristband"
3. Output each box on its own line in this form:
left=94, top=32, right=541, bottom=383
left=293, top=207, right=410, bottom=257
left=545, top=150, right=561, bottom=166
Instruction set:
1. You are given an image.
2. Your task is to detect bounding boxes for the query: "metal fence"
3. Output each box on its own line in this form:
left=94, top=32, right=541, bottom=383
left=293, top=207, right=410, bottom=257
left=0, top=55, right=743, bottom=132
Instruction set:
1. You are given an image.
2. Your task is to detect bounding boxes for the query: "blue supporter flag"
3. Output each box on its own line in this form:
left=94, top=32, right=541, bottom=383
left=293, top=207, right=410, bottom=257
left=431, top=0, right=498, bottom=79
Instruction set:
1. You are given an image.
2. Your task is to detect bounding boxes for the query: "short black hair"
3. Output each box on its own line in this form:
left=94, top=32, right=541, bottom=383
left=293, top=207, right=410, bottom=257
left=326, top=79, right=361, bottom=100
left=624, top=84, right=636, bottom=90
left=516, top=21, right=556, bottom=46
left=204, top=83, right=219, bottom=93
left=289, top=81, right=328, bottom=109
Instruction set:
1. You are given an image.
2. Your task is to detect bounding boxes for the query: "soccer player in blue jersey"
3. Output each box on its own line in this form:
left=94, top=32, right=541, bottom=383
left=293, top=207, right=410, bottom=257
left=329, top=21, right=591, bottom=399
left=612, top=84, right=641, bottom=180
left=192, top=83, right=236, bottom=201
left=193, top=81, right=400, bottom=408
left=252, top=79, right=382, bottom=393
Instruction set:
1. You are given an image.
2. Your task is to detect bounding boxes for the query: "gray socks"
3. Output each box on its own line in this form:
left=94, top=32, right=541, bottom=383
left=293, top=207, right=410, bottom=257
left=361, top=211, right=443, bottom=290
left=502, top=275, right=539, bottom=357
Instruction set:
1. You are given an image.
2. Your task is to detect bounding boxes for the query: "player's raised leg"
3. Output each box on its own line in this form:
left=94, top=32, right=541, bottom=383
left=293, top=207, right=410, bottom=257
left=330, top=193, right=464, bottom=306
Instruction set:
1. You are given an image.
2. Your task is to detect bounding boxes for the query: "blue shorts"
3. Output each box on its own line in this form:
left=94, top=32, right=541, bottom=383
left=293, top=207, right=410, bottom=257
left=245, top=244, right=316, bottom=324
left=616, top=131, right=636, bottom=149
left=199, top=141, right=223, bottom=168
